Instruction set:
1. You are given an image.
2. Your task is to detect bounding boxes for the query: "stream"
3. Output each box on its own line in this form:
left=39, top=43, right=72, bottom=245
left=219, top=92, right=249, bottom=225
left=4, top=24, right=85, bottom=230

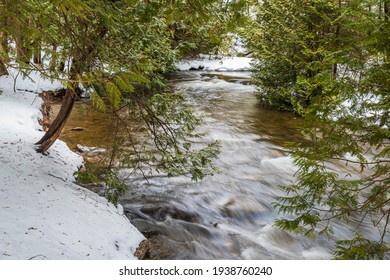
left=53, top=71, right=384, bottom=259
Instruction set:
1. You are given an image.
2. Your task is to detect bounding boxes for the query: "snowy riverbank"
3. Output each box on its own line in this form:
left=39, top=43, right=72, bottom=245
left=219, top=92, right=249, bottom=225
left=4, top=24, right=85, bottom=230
left=0, top=72, right=145, bottom=259
left=176, top=55, right=253, bottom=72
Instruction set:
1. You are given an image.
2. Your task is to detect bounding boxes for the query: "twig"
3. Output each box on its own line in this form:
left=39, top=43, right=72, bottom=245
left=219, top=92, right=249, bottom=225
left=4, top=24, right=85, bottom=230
left=48, top=173, right=67, bottom=182
left=380, top=210, right=390, bottom=244
left=28, top=254, right=47, bottom=260
left=13, top=70, right=21, bottom=93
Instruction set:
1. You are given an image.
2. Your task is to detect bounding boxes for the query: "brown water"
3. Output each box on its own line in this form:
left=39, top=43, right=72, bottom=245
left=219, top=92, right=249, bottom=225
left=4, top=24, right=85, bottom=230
left=53, top=71, right=385, bottom=259
left=51, top=101, right=115, bottom=151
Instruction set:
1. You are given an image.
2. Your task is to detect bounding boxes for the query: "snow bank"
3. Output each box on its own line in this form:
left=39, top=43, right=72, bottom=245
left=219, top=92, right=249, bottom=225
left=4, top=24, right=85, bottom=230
left=0, top=73, right=145, bottom=260
left=176, top=55, right=253, bottom=72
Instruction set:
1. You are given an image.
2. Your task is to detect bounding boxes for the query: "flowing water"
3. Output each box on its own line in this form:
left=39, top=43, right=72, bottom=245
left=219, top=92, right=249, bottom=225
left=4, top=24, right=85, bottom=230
left=53, top=71, right=385, bottom=259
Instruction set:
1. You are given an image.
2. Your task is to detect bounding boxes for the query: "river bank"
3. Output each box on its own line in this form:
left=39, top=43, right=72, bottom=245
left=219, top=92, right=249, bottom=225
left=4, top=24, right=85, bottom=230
left=0, top=72, right=145, bottom=259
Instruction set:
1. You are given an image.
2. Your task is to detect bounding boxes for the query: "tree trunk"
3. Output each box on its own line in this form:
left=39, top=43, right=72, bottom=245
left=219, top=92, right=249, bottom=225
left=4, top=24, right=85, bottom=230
left=384, top=1, right=390, bottom=62
left=14, top=31, right=29, bottom=65
left=33, top=41, right=42, bottom=64
left=35, top=82, right=77, bottom=153
left=0, top=59, right=7, bottom=75
left=49, top=44, right=59, bottom=71
left=36, top=55, right=85, bottom=153
left=0, top=60, right=7, bottom=75
left=333, top=0, right=342, bottom=78
left=0, top=31, right=8, bottom=75
left=35, top=15, right=106, bottom=153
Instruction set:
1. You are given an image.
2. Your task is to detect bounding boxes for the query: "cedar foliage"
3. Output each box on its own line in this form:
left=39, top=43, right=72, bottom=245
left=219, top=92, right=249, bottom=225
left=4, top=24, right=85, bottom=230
left=0, top=0, right=242, bottom=150
left=0, top=0, right=247, bottom=202
left=244, top=0, right=390, bottom=259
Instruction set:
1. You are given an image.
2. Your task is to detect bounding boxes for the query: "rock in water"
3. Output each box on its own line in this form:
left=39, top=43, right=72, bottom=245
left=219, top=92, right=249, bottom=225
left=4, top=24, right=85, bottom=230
left=76, top=144, right=107, bottom=155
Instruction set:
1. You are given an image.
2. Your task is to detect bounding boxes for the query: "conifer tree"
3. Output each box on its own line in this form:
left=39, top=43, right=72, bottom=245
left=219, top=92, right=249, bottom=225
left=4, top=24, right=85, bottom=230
left=244, top=0, right=350, bottom=114
left=1, top=0, right=242, bottom=188
left=0, top=0, right=239, bottom=152
left=245, top=0, right=390, bottom=259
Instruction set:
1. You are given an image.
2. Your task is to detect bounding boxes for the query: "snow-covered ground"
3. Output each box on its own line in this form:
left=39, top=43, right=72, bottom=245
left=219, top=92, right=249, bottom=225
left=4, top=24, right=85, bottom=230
left=176, top=55, right=253, bottom=72
left=0, top=72, right=144, bottom=260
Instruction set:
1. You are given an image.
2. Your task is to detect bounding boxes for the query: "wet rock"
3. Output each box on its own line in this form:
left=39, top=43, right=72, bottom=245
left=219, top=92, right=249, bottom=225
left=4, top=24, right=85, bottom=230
left=134, top=240, right=150, bottom=259
left=76, top=144, right=107, bottom=155
left=219, top=197, right=270, bottom=223
left=140, top=205, right=200, bottom=223
left=189, top=65, right=205, bottom=71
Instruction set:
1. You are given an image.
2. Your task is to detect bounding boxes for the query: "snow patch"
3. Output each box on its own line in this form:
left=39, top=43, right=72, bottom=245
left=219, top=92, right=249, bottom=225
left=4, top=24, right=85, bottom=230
left=0, top=73, right=145, bottom=259
left=176, top=56, right=253, bottom=72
